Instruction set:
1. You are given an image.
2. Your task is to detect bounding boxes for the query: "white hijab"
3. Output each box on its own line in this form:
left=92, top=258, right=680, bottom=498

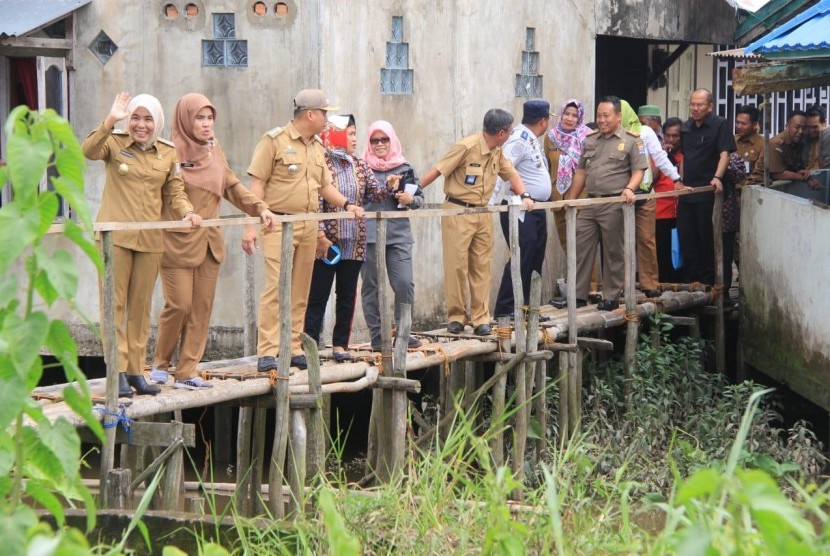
left=125, top=93, right=164, bottom=147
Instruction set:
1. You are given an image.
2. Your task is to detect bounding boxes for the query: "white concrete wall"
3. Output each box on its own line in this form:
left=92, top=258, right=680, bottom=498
left=54, top=0, right=597, bottom=355
left=741, top=186, right=830, bottom=410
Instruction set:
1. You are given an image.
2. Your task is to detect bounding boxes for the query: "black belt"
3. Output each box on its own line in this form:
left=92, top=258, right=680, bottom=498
left=587, top=192, right=622, bottom=198
left=446, top=196, right=484, bottom=208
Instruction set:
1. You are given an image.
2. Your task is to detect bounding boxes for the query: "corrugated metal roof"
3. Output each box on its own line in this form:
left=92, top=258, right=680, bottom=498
left=745, top=0, right=830, bottom=54
left=0, top=0, right=91, bottom=38
left=708, top=47, right=765, bottom=59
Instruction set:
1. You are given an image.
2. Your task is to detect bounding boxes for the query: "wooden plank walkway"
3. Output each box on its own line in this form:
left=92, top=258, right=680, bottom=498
left=35, top=290, right=713, bottom=428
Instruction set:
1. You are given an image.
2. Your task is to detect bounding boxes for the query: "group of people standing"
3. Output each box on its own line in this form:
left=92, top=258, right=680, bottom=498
left=86, top=84, right=827, bottom=397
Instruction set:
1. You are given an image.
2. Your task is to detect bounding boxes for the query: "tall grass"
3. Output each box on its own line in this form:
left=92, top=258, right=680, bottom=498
left=157, top=324, right=830, bottom=554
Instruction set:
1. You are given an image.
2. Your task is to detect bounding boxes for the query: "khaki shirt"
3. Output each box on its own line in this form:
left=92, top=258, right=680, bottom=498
left=752, top=132, right=816, bottom=182
left=435, top=133, right=516, bottom=206
left=734, top=132, right=764, bottom=187
left=578, top=126, right=648, bottom=195
left=246, top=121, right=333, bottom=214
left=161, top=168, right=268, bottom=268
left=82, top=122, right=193, bottom=253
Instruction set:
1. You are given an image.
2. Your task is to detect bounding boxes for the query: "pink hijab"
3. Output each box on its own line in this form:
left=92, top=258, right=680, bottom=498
left=362, top=120, right=407, bottom=171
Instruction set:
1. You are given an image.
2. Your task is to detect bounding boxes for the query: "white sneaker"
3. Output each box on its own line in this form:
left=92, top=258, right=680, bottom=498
left=174, top=376, right=213, bottom=390
left=149, top=368, right=169, bottom=384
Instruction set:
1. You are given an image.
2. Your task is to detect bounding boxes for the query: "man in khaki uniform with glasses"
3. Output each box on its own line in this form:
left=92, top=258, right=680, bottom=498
left=420, top=108, right=533, bottom=336
left=243, top=89, right=364, bottom=373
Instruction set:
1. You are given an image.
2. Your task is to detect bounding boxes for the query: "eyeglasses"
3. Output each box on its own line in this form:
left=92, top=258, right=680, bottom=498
left=369, top=137, right=390, bottom=145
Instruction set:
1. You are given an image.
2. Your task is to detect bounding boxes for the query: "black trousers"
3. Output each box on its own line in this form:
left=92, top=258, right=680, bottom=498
left=304, top=259, right=363, bottom=348
left=655, top=218, right=683, bottom=284
left=677, top=199, right=715, bottom=285
left=494, top=204, right=548, bottom=317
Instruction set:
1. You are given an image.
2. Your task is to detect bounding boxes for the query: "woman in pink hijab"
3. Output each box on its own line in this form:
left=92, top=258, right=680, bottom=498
left=360, top=120, right=425, bottom=350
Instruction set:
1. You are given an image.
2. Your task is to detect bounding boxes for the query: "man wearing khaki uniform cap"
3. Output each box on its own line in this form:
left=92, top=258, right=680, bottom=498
left=243, top=89, right=364, bottom=373
left=421, top=109, right=534, bottom=336
left=568, top=95, right=647, bottom=311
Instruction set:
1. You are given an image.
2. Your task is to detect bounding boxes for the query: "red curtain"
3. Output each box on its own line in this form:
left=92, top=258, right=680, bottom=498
left=11, top=58, right=37, bottom=109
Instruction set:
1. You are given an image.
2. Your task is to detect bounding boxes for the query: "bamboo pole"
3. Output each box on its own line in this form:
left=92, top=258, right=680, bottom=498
left=285, top=409, right=307, bottom=517
left=250, top=408, right=267, bottom=516
left=565, top=206, right=579, bottom=437
left=623, top=203, right=638, bottom=390
left=268, top=222, right=294, bottom=519
left=713, top=193, right=725, bottom=376
left=99, top=231, right=119, bottom=508
left=389, top=305, right=412, bottom=478
left=235, top=406, right=254, bottom=515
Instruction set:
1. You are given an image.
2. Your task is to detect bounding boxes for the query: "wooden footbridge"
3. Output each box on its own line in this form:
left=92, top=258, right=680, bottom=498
left=37, top=187, right=727, bottom=517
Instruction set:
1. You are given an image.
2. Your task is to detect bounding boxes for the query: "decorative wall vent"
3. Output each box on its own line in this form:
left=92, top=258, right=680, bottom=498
left=202, top=13, right=247, bottom=67
left=515, top=27, right=542, bottom=98
left=90, top=30, right=118, bottom=65
left=380, top=16, right=413, bottom=95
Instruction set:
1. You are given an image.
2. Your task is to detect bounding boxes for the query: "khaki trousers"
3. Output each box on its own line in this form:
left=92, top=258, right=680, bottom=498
left=552, top=187, right=600, bottom=290
left=99, top=245, right=161, bottom=375
left=153, top=250, right=221, bottom=380
left=575, top=203, right=625, bottom=301
left=635, top=198, right=659, bottom=291
left=257, top=221, right=317, bottom=357
left=442, top=204, right=492, bottom=327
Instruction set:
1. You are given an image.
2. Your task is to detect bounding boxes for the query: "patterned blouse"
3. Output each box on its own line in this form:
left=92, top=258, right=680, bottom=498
left=319, top=150, right=387, bottom=261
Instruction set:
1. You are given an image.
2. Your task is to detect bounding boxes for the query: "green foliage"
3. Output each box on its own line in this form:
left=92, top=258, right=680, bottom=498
left=0, top=107, right=103, bottom=553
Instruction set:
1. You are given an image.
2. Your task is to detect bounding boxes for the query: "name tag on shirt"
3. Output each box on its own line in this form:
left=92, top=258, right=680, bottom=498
left=118, top=149, right=135, bottom=158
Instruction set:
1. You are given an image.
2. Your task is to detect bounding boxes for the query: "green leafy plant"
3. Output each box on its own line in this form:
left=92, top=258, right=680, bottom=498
left=0, top=106, right=103, bottom=554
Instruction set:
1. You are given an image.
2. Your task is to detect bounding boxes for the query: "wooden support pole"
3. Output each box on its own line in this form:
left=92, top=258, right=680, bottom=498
left=713, top=193, right=726, bottom=376
left=489, top=315, right=511, bottom=468
left=526, top=273, right=545, bottom=464
left=159, top=421, right=185, bottom=511
left=104, top=469, right=132, bottom=510
left=301, top=333, right=325, bottom=482
left=250, top=408, right=267, bottom=515
left=235, top=407, right=254, bottom=516
left=99, top=231, right=119, bottom=507
left=623, top=203, right=638, bottom=392
left=285, top=410, right=307, bottom=517
left=558, top=351, right=569, bottom=442
left=565, top=206, right=579, bottom=437
left=268, top=222, right=293, bottom=519
left=388, top=305, right=412, bottom=479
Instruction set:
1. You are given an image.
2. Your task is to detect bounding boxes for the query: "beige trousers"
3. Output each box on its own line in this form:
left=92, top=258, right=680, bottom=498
left=257, top=221, right=318, bottom=357
left=99, top=245, right=160, bottom=375
left=635, top=198, right=659, bottom=291
left=442, top=203, right=493, bottom=327
left=153, top=250, right=221, bottom=380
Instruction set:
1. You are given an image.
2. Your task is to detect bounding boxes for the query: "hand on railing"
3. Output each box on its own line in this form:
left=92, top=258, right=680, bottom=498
left=710, top=176, right=723, bottom=194
left=183, top=211, right=202, bottom=228
left=345, top=204, right=365, bottom=218
left=260, top=209, right=277, bottom=231
left=521, top=197, right=534, bottom=211
left=241, top=225, right=258, bottom=255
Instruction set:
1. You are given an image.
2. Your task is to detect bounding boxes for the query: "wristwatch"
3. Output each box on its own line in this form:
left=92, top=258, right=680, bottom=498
left=343, top=200, right=353, bottom=210
left=520, top=192, right=532, bottom=200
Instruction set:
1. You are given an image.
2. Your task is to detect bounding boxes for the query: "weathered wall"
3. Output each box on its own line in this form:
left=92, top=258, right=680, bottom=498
left=740, top=186, right=830, bottom=411
left=596, top=0, right=736, bottom=43
left=58, top=0, right=597, bottom=356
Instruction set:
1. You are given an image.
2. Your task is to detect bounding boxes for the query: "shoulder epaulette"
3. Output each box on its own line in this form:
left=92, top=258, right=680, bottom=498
left=586, top=129, right=600, bottom=136
left=625, top=130, right=640, bottom=138
left=156, top=137, right=175, bottom=147
left=112, top=129, right=128, bottom=135
left=266, top=126, right=284, bottom=138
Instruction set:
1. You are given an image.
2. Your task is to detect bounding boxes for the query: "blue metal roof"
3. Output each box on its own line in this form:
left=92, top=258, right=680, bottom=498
left=0, top=0, right=91, bottom=38
left=745, top=0, right=830, bottom=54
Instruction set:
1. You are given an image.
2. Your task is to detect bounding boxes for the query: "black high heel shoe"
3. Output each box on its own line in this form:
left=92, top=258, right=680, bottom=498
left=118, top=373, right=134, bottom=398
left=126, top=374, right=161, bottom=396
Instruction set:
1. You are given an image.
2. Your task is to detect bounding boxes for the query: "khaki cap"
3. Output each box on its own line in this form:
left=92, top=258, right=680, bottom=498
left=293, top=89, right=340, bottom=112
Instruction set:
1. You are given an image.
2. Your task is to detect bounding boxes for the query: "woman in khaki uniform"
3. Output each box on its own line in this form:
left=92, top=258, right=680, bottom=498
left=83, top=92, right=202, bottom=397
left=150, top=93, right=277, bottom=389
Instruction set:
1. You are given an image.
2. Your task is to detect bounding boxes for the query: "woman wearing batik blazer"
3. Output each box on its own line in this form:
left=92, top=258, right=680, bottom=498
left=360, top=120, right=425, bottom=351
left=83, top=92, right=202, bottom=397
left=304, top=115, right=388, bottom=360
left=149, top=93, right=277, bottom=389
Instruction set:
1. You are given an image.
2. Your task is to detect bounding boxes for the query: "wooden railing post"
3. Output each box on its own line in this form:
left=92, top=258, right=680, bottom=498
left=623, top=203, right=638, bottom=392
left=565, top=205, right=579, bottom=438
left=99, top=230, right=119, bottom=508
left=268, top=221, right=293, bottom=519
left=713, top=193, right=725, bottom=375
left=508, top=204, right=528, bottom=499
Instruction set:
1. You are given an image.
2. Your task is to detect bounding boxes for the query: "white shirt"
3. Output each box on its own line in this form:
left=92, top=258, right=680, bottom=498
left=490, top=124, right=551, bottom=205
left=640, top=125, right=680, bottom=182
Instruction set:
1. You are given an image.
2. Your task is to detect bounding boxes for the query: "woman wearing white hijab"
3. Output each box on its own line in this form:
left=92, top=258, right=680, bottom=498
left=83, top=92, right=202, bottom=397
